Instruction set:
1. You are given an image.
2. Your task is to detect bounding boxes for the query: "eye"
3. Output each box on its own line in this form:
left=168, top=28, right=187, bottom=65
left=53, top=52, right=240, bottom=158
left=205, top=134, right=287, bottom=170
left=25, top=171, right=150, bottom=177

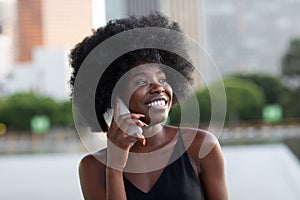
left=159, top=77, right=167, bottom=84
left=136, top=80, right=147, bottom=86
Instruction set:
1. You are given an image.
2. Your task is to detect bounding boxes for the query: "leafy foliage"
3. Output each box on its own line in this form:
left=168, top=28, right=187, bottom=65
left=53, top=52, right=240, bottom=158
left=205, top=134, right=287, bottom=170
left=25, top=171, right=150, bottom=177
left=168, top=78, right=266, bottom=125
left=280, top=37, right=300, bottom=118
left=281, top=38, right=300, bottom=91
left=282, top=38, right=300, bottom=76
left=233, top=74, right=282, bottom=104
left=0, top=93, right=74, bottom=131
left=223, top=78, right=265, bottom=121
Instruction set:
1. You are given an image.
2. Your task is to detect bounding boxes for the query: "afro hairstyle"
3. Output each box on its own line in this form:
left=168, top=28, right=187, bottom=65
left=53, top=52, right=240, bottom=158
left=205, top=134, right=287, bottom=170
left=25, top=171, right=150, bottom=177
left=69, top=12, right=195, bottom=132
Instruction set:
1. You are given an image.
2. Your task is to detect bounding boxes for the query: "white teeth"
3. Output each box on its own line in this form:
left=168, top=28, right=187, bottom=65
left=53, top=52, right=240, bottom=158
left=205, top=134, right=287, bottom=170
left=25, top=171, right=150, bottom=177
left=147, top=100, right=166, bottom=107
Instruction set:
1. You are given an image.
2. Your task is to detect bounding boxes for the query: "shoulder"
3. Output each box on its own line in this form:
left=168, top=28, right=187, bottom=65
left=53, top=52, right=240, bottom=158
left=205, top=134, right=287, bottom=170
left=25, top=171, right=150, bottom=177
left=79, top=149, right=107, bottom=183
left=80, top=148, right=107, bottom=168
left=165, top=126, right=228, bottom=198
left=79, top=149, right=107, bottom=198
left=178, top=127, right=221, bottom=166
left=163, top=125, right=219, bottom=159
left=79, top=149, right=108, bottom=199
left=179, top=127, right=218, bottom=156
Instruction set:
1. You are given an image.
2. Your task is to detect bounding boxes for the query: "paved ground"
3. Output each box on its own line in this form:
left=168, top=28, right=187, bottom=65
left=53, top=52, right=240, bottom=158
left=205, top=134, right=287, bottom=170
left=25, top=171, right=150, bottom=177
left=223, top=144, right=300, bottom=200
left=0, top=153, right=84, bottom=200
left=0, top=143, right=300, bottom=200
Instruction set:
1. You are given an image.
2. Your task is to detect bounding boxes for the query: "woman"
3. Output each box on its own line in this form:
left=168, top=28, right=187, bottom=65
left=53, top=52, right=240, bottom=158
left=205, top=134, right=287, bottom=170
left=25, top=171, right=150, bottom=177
left=69, top=13, right=228, bottom=200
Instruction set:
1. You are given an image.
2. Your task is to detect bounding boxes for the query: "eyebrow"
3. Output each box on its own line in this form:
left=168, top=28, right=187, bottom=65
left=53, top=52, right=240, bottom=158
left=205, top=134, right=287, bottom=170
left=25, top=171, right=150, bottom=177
left=131, top=70, right=165, bottom=78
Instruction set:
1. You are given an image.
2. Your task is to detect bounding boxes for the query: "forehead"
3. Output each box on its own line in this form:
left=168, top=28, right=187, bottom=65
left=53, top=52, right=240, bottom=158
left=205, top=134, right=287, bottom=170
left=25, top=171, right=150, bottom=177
left=127, top=63, right=164, bottom=77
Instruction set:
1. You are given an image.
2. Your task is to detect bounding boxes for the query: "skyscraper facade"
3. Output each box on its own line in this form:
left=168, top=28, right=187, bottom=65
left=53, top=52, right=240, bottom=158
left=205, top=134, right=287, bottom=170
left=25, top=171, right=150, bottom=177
left=204, top=0, right=300, bottom=76
left=105, top=0, right=205, bottom=85
left=15, top=0, right=93, bottom=62
left=105, top=0, right=204, bottom=44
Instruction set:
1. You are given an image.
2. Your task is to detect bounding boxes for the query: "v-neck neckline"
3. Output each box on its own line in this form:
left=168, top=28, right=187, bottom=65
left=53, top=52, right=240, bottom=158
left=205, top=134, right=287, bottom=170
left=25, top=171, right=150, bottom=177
left=124, top=167, right=167, bottom=194
left=123, top=129, right=183, bottom=194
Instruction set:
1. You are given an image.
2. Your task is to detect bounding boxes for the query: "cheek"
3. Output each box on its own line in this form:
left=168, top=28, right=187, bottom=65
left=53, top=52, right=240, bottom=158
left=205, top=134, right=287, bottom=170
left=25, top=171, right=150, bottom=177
left=122, top=85, right=139, bottom=103
left=166, top=85, right=173, bottom=100
left=128, top=88, right=145, bottom=108
left=130, top=88, right=144, bottom=99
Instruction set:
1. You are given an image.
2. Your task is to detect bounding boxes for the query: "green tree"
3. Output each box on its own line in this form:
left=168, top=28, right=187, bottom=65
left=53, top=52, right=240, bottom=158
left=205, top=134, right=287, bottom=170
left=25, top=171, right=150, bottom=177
left=168, top=78, right=266, bottom=125
left=0, top=93, right=42, bottom=130
left=234, top=74, right=282, bottom=104
left=282, top=38, right=300, bottom=92
left=168, top=104, right=181, bottom=126
left=0, top=93, right=74, bottom=131
left=54, top=100, right=74, bottom=127
left=280, top=90, right=300, bottom=118
left=223, top=78, right=265, bottom=121
left=281, top=37, right=300, bottom=118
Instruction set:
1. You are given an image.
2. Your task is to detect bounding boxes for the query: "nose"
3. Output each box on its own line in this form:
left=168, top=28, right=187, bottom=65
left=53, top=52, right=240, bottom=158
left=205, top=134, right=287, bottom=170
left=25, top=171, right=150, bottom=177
left=149, top=82, right=165, bottom=94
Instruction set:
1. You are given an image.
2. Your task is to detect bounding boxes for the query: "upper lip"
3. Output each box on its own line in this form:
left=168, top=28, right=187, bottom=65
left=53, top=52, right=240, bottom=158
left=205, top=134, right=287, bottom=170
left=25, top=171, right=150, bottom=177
left=145, top=95, right=168, bottom=105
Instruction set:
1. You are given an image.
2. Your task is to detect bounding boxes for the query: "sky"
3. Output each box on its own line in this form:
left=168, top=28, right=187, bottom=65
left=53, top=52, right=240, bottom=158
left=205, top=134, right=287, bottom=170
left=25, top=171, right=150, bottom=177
left=91, top=0, right=106, bottom=28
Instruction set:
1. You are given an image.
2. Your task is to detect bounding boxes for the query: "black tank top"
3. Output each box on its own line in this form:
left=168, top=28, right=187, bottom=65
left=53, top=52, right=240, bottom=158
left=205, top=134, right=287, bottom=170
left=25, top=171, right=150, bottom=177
left=123, top=131, right=206, bottom=200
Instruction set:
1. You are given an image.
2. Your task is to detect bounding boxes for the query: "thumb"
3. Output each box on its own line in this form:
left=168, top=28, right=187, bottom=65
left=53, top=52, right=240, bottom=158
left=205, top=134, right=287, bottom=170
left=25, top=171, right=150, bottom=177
left=138, top=138, right=146, bottom=146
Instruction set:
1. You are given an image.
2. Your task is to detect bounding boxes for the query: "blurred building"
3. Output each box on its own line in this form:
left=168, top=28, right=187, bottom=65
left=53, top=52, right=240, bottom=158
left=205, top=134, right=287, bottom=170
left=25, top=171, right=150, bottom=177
left=0, top=33, right=12, bottom=77
left=160, top=0, right=204, bottom=45
left=0, top=0, right=94, bottom=100
left=204, top=0, right=300, bottom=77
left=105, top=0, right=300, bottom=82
left=4, top=47, right=70, bottom=100
left=160, top=0, right=206, bottom=85
left=105, top=0, right=206, bottom=85
left=15, top=0, right=93, bottom=62
left=127, top=0, right=160, bottom=16
left=105, top=0, right=204, bottom=44
left=0, top=0, right=14, bottom=77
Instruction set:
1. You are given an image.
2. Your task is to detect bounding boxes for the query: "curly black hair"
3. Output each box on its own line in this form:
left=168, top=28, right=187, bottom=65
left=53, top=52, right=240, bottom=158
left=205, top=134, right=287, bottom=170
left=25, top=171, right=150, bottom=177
left=69, top=12, right=194, bottom=132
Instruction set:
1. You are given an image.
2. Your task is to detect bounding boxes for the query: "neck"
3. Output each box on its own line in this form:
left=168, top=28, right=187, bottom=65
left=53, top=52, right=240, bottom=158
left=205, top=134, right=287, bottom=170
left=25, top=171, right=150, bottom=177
left=131, top=124, right=166, bottom=153
left=142, top=123, right=163, bottom=138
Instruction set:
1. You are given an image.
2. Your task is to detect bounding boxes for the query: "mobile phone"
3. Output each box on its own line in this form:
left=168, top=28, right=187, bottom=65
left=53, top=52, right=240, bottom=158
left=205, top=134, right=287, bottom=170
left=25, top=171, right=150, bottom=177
left=118, top=98, right=144, bottom=138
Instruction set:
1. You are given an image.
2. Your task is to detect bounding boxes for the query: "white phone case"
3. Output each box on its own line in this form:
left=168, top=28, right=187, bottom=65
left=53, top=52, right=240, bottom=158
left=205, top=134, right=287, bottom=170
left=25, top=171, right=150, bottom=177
left=118, top=98, right=144, bottom=138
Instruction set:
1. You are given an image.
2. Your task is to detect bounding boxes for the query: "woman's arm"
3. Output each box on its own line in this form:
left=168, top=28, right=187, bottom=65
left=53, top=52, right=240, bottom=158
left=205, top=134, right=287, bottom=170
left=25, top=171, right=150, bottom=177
left=79, top=154, right=106, bottom=200
left=78, top=98, right=146, bottom=200
left=199, top=141, right=228, bottom=200
left=105, top=167, right=127, bottom=200
left=182, top=128, right=228, bottom=200
left=78, top=146, right=133, bottom=200
left=78, top=150, right=130, bottom=200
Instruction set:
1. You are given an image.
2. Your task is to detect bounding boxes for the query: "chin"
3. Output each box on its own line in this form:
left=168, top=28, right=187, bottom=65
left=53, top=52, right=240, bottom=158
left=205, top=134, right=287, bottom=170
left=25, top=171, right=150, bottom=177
left=148, top=112, right=168, bottom=125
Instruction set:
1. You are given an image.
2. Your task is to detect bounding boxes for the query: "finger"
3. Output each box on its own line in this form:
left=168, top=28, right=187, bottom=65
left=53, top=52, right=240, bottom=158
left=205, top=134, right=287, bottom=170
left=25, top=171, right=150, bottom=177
left=117, top=113, right=145, bottom=124
left=116, top=113, right=145, bottom=123
left=116, top=112, right=145, bottom=128
left=112, top=134, right=138, bottom=150
left=117, top=118, right=147, bottom=134
left=123, top=135, right=138, bottom=144
left=106, top=117, right=119, bottom=139
left=137, top=138, right=146, bottom=146
left=128, top=113, right=146, bottom=120
left=109, top=117, right=144, bottom=141
left=113, top=97, right=120, bottom=121
left=129, top=113, right=147, bottom=127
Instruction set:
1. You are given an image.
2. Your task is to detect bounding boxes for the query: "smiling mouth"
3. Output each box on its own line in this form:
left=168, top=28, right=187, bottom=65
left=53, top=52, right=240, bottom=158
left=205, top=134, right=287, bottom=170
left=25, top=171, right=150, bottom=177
left=146, top=99, right=168, bottom=107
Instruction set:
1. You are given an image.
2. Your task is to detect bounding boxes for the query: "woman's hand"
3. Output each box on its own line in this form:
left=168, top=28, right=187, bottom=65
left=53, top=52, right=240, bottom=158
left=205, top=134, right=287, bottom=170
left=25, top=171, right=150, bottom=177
left=106, top=98, right=147, bottom=171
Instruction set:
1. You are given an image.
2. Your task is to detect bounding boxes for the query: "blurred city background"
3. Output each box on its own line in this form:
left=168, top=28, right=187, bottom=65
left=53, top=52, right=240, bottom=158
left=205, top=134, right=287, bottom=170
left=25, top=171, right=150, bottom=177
left=0, top=0, right=300, bottom=199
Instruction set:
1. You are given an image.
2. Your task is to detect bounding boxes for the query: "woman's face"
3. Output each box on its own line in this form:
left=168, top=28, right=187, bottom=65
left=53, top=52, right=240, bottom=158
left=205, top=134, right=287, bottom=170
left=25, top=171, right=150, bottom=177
left=122, top=64, right=173, bottom=125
